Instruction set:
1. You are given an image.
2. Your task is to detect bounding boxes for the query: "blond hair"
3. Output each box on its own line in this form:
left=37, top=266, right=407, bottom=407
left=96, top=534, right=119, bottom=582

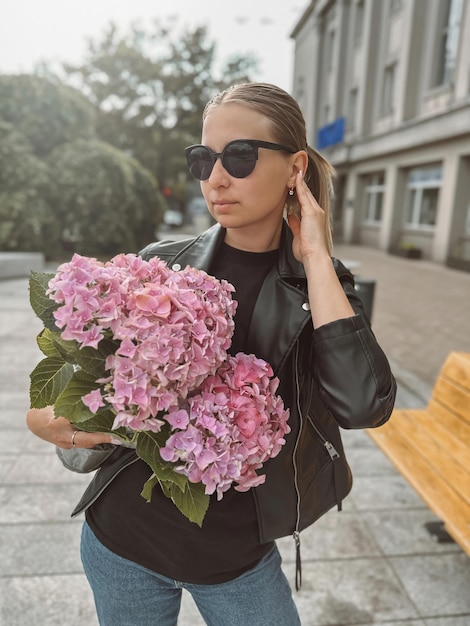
left=203, top=83, right=335, bottom=253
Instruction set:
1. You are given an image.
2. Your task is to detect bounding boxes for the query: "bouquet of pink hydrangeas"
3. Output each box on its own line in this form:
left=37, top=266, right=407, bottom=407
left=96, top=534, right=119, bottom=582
left=29, top=253, right=290, bottom=525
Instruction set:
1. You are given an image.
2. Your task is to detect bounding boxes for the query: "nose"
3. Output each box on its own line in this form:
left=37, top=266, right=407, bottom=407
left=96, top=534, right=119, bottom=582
left=206, top=156, right=230, bottom=187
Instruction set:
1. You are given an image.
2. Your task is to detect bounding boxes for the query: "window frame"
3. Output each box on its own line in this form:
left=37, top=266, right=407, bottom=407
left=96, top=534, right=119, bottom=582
left=404, top=166, right=442, bottom=229
left=363, top=173, right=386, bottom=224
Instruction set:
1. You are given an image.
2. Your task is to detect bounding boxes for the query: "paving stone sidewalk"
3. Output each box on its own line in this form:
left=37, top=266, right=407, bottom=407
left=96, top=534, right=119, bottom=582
left=0, top=246, right=469, bottom=625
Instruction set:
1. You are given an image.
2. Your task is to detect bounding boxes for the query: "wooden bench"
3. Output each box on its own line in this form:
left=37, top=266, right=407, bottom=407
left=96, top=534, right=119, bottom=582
left=367, top=351, right=470, bottom=556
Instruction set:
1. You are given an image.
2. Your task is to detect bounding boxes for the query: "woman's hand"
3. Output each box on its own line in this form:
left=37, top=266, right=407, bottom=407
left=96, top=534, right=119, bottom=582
left=287, top=171, right=355, bottom=328
left=287, top=171, right=330, bottom=264
left=26, top=406, right=112, bottom=449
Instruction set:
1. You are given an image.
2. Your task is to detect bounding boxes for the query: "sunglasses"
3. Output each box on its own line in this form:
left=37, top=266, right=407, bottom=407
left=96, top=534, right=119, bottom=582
left=185, top=139, right=296, bottom=181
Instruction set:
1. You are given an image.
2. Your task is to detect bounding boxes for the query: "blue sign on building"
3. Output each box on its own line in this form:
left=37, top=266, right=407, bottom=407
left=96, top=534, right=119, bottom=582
left=316, top=117, right=346, bottom=149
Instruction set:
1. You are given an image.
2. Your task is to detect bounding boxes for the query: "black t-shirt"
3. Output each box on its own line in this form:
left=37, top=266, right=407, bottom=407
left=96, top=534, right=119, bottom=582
left=86, top=242, right=279, bottom=584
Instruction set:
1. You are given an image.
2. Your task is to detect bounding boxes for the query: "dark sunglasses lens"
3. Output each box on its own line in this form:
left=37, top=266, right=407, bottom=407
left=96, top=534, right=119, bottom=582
left=224, top=142, right=257, bottom=178
left=187, top=146, right=214, bottom=180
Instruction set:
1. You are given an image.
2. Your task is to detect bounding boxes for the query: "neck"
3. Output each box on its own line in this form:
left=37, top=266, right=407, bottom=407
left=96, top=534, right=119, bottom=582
left=224, top=221, right=282, bottom=252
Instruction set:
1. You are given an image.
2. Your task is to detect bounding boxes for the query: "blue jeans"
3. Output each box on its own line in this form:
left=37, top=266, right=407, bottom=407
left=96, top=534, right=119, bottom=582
left=81, top=522, right=301, bottom=626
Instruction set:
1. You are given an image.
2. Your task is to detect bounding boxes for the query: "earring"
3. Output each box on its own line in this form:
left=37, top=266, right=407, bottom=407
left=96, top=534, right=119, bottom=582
left=288, top=186, right=294, bottom=196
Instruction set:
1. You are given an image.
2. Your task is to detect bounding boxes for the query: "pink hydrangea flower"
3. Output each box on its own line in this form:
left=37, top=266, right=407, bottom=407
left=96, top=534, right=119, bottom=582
left=47, top=253, right=237, bottom=431
left=160, top=353, right=291, bottom=500
left=82, top=389, right=105, bottom=413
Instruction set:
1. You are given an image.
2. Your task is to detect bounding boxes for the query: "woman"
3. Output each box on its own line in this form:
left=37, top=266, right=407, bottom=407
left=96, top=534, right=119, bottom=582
left=27, top=83, right=396, bottom=626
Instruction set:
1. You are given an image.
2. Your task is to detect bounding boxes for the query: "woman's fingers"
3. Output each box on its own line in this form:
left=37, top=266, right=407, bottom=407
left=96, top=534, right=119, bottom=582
left=290, top=172, right=329, bottom=260
left=295, top=171, right=324, bottom=217
left=66, top=428, right=113, bottom=450
left=26, top=407, right=112, bottom=449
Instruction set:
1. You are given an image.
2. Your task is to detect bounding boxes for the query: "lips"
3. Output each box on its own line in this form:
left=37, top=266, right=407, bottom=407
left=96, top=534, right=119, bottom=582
left=212, top=200, right=235, bottom=210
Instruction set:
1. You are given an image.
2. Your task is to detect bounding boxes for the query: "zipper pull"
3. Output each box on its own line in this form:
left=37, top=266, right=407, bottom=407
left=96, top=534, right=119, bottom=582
left=325, top=441, right=340, bottom=460
left=293, top=531, right=302, bottom=591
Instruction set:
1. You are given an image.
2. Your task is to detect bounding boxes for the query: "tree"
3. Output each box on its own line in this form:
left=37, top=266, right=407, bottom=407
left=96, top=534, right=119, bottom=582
left=47, top=139, right=164, bottom=257
left=61, top=19, right=258, bottom=198
left=0, top=74, right=166, bottom=258
left=0, top=74, right=95, bottom=157
left=0, top=120, right=59, bottom=255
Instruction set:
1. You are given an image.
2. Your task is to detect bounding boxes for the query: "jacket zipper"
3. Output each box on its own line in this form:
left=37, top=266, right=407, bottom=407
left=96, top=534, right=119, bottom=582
left=291, top=344, right=341, bottom=590
left=292, top=343, right=304, bottom=591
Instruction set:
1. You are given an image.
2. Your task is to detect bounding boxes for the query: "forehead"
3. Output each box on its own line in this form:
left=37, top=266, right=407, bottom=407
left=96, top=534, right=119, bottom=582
left=202, top=103, right=274, bottom=147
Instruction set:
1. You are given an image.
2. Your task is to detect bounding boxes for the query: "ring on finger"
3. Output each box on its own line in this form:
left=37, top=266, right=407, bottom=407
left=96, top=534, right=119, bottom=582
left=71, top=429, right=79, bottom=447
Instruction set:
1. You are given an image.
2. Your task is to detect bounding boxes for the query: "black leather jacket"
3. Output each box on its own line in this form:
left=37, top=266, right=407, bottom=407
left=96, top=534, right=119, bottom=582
left=72, top=222, right=396, bottom=546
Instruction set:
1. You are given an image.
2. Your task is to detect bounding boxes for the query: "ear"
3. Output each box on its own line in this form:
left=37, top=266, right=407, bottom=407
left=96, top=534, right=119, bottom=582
left=288, top=150, right=308, bottom=187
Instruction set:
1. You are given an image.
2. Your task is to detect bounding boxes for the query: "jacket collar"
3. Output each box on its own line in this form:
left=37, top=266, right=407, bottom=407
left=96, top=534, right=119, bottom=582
left=169, top=220, right=307, bottom=284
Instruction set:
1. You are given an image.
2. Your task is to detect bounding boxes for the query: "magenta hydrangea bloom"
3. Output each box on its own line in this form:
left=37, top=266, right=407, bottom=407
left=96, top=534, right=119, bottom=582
left=160, top=353, right=291, bottom=500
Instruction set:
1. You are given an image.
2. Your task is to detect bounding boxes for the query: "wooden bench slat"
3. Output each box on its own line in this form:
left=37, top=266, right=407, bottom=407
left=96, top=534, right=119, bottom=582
left=427, top=399, right=470, bottom=447
left=444, top=517, right=470, bottom=556
left=383, top=409, right=470, bottom=504
left=440, top=351, right=470, bottom=393
left=409, top=408, right=470, bottom=479
left=367, top=424, right=470, bottom=552
left=432, top=377, right=470, bottom=424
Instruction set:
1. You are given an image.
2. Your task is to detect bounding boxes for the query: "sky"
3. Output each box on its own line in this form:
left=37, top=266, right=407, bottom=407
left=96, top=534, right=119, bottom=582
left=0, top=0, right=308, bottom=91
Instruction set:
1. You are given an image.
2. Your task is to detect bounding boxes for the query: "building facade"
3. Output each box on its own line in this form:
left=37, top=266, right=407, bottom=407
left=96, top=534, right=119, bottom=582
left=291, top=0, right=470, bottom=270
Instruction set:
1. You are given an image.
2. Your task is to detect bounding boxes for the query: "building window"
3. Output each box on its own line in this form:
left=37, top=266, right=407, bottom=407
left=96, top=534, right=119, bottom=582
left=404, top=166, right=442, bottom=227
left=435, top=0, right=463, bottom=86
left=381, top=63, right=396, bottom=115
left=363, top=174, right=385, bottom=223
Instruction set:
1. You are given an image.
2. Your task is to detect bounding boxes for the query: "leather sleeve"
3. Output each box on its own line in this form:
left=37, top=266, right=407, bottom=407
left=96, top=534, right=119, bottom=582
left=311, top=271, right=397, bottom=430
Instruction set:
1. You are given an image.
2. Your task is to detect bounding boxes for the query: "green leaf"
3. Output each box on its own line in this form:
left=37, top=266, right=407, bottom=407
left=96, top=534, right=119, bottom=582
left=140, top=473, right=209, bottom=527
left=135, top=430, right=187, bottom=490
left=29, top=272, right=59, bottom=330
left=74, top=408, right=127, bottom=440
left=136, top=429, right=210, bottom=525
left=54, top=369, right=99, bottom=423
left=29, top=356, right=75, bottom=408
left=74, top=338, right=118, bottom=377
left=35, top=329, right=78, bottom=364
left=168, top=481, right=209, bottom=527
left=50, top=333, right=81, bottom=363
left=141, top=474, right=160, bottom=501
left=36, top=328, right=62, bottom=358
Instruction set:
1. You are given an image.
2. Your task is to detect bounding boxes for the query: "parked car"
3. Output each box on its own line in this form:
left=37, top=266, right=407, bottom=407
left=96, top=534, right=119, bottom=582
left=163, top=209, right=184, bottom=227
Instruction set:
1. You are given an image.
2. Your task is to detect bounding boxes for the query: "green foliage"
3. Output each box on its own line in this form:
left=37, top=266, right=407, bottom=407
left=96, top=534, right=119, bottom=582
left=46, top=138, right=164, bottom=256
left=29, top=272, right=58, bottom=329
left=0, top=74, right=165, bottom=258
left=0, top=121, right=59, bottom=255
left=0, top=74, right=95, bottom=156
left=28, top=270, right=210, bottom=524
left=138, top=426, right=210, bottom=526
left=29, top=356, right=75, bottom=408
left=62, top=19, right=258, bottom=192
left=54, top=369, right=101, bottom=423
